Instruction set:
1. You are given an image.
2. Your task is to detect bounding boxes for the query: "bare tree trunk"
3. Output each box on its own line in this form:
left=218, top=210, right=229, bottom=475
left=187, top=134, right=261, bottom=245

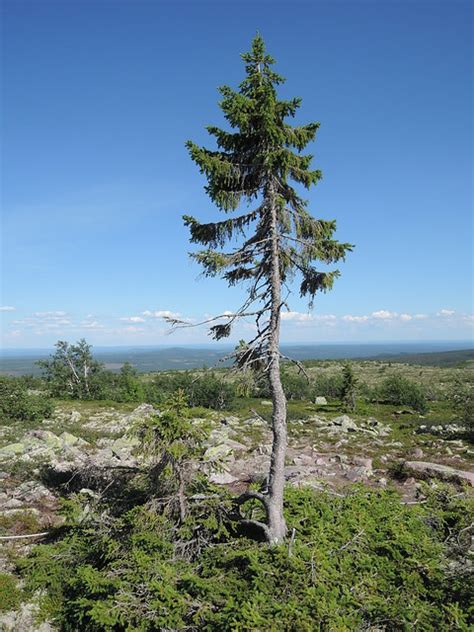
left=266, top=182, right=288, bottom=544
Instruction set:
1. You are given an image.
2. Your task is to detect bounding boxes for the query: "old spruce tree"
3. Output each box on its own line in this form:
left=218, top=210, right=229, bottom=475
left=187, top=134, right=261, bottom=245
left=183, top=35, right=352, bottom=543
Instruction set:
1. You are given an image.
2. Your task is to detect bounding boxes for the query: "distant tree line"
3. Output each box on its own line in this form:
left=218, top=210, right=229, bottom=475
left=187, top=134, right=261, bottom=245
left=2, top=340, right=473, bottom=425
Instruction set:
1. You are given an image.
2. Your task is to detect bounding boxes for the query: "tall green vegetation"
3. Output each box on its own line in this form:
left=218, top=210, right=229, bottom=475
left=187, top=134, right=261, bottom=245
left=38, top=339, right=105, bottom=399
left=182, top=35, right=352, bottom=542
left=341, top=362, right=358, bottom=412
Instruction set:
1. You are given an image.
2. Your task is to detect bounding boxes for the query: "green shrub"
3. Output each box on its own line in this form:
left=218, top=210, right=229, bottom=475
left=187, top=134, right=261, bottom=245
left=281, top=370, right=311, bottom=400
left=378, top=374, right=428, bottom=413
left=447, top=377, right=474, bottom=429
left=0, top=376, right=53, bottom=422
left=20, top=486, right=472, bottom=630
left=0, top=573, right=22, bottom=612
left=146, top=372, right=235, bottom=410
left=311, top=373, right=343, bottom=399
left=340, top=362, right=358, bottom=412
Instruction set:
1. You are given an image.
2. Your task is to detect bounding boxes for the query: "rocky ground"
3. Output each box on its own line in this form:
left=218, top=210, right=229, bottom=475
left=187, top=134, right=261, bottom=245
left=0, top=400, right=472, bottom=630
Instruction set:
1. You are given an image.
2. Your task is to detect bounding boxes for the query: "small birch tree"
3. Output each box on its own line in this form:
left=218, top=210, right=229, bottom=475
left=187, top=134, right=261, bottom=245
left=180, top=35, right=353, bottom=543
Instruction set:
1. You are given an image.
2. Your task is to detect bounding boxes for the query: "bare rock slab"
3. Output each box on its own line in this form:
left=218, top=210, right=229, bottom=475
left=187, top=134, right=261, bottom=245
left=404, top=461, right=474, bottom=486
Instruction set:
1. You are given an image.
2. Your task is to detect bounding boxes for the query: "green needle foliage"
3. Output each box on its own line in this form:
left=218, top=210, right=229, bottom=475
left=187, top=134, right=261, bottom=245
left=184, top=34, right=353, bottom=338
left=341, top=362, right=358, bottom=412
left=182, top=34, right=353, bottom=542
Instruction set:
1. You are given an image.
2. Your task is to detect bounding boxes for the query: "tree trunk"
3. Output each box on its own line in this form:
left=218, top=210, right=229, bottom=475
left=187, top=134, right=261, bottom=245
left=266, top=182, right=288, bottom=544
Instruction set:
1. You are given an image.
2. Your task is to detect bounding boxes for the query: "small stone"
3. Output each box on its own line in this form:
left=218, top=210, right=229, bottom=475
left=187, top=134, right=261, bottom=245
left=29, top=430, right=62, bottom=448
left=345, top=466, right=370, bottom=482
left=315, top=396, right=327, bottom=405
left=292, top=454, right=314, bottom=466
left=209, top=471, right=239, bottom=485
left=204, top=444, right=232, bottom=462
left=412, top=448, right=424, bottom=458
left=3, top=498, right=24, bottom=509
left=331, top=415, right=358, bottom=433
left=352, top=457, right=373, bottom=474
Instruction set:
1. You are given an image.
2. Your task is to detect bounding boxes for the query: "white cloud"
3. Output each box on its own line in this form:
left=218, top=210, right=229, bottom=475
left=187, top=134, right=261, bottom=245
left=399, top=313, right=413, bottom=321
left=281, top=311, right=313, bottom=322
left=120, top=316, right=146, bottom=323
left=281, top=311, right=337, bottom=323
left=0, top=306, right=15, bottom=312
left=413, top=314, right=428, bottom=320
left=33, top=311, right=67, bottom=318
left=371, top=310, right=398, bottom=319
left=80, top=320, right=104, bottom=330
left=342, top=315, right=369, bottom=322
left=142, top=310, right=181, bottom=320
left=437, top=309, right=455, bottom=317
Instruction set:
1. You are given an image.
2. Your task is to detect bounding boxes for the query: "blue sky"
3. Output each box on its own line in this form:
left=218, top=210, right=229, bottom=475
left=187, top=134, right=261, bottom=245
left=1, top=0, right=472, bottom=348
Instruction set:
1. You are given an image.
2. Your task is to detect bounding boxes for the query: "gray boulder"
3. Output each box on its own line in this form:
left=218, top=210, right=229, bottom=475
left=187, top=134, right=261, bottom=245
left=404, top=461, right=474, bottom=486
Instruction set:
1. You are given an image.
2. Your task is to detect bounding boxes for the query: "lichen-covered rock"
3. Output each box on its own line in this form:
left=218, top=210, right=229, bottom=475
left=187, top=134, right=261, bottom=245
left=59, top=432, right=89, bottom=447
left=0, top=598, right=54, bottom=632
left=331, top=415, right=358, bottom=433
left=0, top=443, right=25, bottom=457
left=209, top=471, right=239, bottom=485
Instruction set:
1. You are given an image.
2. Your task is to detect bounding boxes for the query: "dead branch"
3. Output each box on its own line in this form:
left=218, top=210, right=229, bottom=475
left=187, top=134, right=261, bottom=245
left=0, top=531, right=50, bottom=541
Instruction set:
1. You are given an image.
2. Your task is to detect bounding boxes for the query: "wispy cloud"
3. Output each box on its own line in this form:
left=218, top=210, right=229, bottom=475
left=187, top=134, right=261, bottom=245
left=142, top=309, right=181, bottom=319
left=371, top=310, right=398, bottom=320
left=281, top=311, right=313, bottom=322
left=281, top=311, right=337, bottom=322
left=120, top=316, right=146, bottom=323
left=342, top=315, right=370, bottom=323
left=33, top=311, right=67, bottom=318
left=80, top=320, right=104, bottom=330
left=0, top=306, right=16, bottom=312
left=4, top=306, right=472, bottom=347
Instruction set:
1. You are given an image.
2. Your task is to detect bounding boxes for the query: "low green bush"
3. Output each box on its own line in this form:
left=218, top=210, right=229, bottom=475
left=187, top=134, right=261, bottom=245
left=0, top=573, right=22, bottom=612
left=146, top=371, right=236, bottom=410
left=311, top=373, right=343, bottom=399
left=377, top=374, right=428, bottom=413
left=281, top=370, right=311, bottom=400
left=20, top=485, right=472, bottom=630
left=447, top=377, right=474, bottom=430
left=0, top=376, right=54, bottom=423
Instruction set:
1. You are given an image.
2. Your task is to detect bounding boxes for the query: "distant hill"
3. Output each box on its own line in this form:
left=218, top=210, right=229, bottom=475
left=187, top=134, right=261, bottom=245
left=363, top=348, right=474, bottom=367
left=1, top=342, right=473, bottom=375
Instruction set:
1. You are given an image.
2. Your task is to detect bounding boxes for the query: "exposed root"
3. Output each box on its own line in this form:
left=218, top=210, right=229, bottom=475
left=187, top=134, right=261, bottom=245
left=233, top=490, right=271, bottom=542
